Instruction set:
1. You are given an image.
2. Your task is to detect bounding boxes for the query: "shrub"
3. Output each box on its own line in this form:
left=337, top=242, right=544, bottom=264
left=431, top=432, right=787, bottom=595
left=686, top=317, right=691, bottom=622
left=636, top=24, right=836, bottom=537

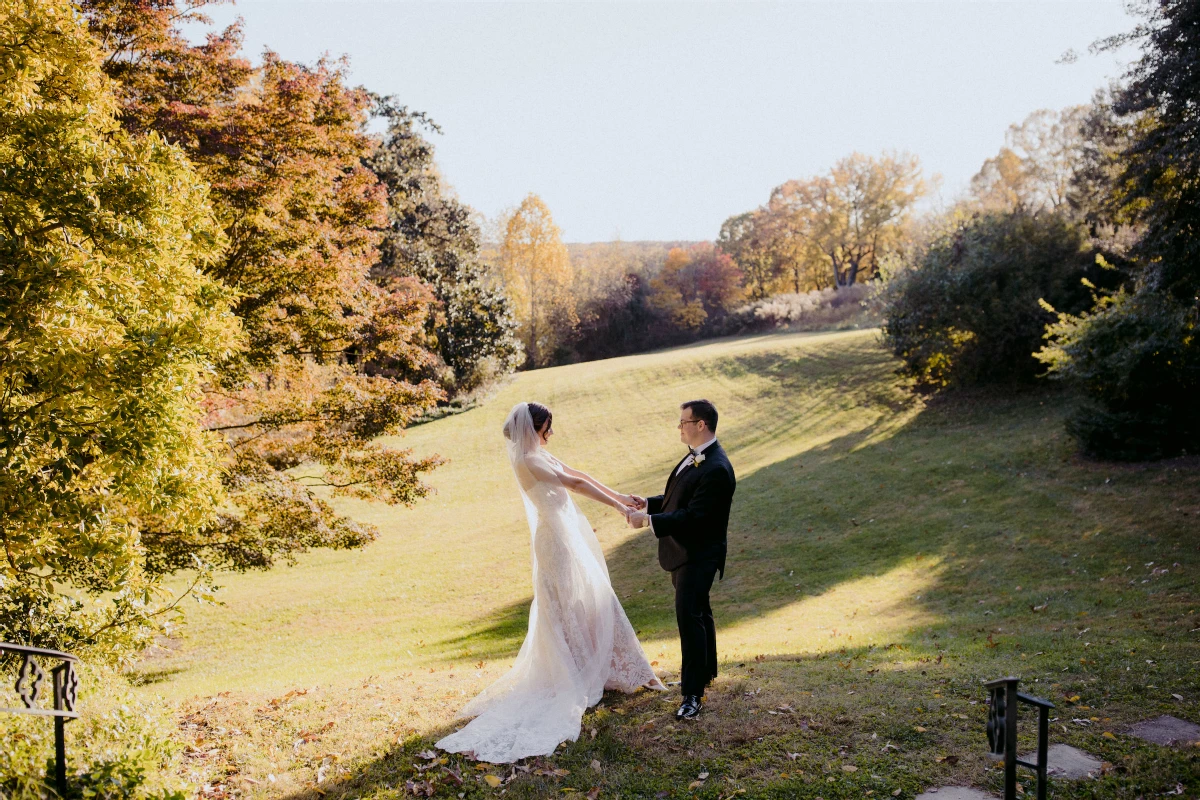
left=0, top=664, right=187, bottom=800
left=1039, top=288, right=1200, bottom=460
left=722, top=283, right=877, bottom=334
left=881, top=211, right=1112, bottom=389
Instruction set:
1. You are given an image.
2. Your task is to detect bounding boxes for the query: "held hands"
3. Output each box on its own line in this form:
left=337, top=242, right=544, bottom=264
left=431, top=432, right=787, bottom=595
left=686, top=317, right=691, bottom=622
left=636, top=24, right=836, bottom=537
left=616, top=495, right=650, bottom=529
left=617, top=494, right=647, bottom=510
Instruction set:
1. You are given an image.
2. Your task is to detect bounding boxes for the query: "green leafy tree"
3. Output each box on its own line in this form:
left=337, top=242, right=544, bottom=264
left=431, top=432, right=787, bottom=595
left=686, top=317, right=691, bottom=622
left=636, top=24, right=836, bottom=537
left=0, top=0, right=239, bottom=656
left=367, top=99, right=522, bottom=392
left=1038, top=0, right=1200, bottom=459
left=883, top=212, right=1106, bottom=389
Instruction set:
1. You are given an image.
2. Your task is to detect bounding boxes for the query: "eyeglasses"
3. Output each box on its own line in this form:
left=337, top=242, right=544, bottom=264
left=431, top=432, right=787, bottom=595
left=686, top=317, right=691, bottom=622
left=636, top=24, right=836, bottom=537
left=677, top=418, right=701, bottom=428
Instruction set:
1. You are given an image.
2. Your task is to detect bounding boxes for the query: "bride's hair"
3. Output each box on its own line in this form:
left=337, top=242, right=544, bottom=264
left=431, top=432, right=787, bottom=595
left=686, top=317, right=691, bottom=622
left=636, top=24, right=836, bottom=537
left=503, top=402, right=553, bottom=441
left=527, top=403, right=552, bottom=434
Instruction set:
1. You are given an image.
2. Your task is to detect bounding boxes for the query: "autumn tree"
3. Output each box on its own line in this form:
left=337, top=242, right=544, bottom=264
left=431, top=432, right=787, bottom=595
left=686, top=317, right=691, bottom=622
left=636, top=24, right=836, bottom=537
left=769, top=152, right=926, bottom=289
left=77, top=1, right=445, bottom=579
left=969, top=106, right=1091, bottom=213
left=367, top=99, right=522, bottom=392
left=721, top=152, right=925, bottom=295
left=716, top=211, right=785, bottom=300
left=498, top=194, right=577, bottom=366
left=649, top=245, right=744, bottom=331
left=0, top=0, right=240, bottom=655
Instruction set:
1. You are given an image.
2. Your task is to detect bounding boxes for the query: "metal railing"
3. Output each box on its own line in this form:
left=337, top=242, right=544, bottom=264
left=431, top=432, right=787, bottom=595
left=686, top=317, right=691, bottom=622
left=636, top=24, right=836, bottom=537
left=1, top=643, right=81, bottom=797
left=985, top=675, right=1054, bottom=800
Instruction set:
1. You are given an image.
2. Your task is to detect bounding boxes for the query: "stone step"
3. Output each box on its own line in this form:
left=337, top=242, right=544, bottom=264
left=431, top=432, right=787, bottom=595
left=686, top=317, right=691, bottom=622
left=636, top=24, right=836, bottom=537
left=1127, top=715, right=1200, bottom=747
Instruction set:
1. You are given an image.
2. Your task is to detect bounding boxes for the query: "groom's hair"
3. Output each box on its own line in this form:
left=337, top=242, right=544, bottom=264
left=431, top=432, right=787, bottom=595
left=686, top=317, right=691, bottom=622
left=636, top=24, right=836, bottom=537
left=681, top=399, right=718, bottom=433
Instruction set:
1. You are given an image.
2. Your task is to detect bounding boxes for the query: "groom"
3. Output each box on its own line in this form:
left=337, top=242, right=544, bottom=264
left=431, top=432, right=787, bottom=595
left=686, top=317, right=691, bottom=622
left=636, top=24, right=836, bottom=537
left=627, top=399, right=736, bottom=720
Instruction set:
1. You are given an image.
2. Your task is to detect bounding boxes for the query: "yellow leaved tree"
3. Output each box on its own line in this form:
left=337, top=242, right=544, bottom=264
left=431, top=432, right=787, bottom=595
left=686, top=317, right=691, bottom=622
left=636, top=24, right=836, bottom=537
left=498, top=194, right=577, bottom=366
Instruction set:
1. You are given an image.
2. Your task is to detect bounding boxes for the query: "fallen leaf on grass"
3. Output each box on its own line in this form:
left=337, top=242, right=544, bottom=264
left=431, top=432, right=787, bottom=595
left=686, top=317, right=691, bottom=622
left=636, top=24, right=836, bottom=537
left=698, top=772, right=709, bottom=780
left=935, top=755, right=959, bottom=766
left=590, top=760, right=602, bottom=771
left=483, top=775, right=502, bottom=788
left=1102, top=731, right=1116, bottom=739
left=416, top=749, right=438, bottom=760
left=842, top=764, right=858, bottom=773
left=913, top=726, right=927, bottom=733
left=786, top=752, right=801, bottom=760
left=405, top=779, right=435, bottom=797
left=587, top=787, right=601, bottom=800
left=688, top=780, right=705, bottom=790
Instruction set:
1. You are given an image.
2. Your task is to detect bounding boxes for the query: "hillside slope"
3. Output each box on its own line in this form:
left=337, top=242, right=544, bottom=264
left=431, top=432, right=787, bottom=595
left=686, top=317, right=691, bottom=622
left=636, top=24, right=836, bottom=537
left=136, top=329, right=1200, bottom=799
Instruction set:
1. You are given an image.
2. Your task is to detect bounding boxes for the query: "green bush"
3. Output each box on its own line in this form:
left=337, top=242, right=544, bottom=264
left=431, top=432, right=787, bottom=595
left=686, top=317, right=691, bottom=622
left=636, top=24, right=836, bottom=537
left=0, top=665, right=186, bottom=800
left=882, top=211, right=1109, bottom=389
left=1038, top=1, right=1200, bottom=460
left=1039, top=288, right=1200, bottom=460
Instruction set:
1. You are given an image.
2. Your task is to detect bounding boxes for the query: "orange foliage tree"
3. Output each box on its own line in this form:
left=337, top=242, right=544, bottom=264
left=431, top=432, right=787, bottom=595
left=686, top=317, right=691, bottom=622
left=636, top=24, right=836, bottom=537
left=79, top=0, right=445, bottom=576
left=649, top=244, right=744, bottom=331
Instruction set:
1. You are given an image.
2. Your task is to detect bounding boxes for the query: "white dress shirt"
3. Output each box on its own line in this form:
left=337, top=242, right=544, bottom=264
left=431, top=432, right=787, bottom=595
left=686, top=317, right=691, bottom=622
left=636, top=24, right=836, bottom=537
left=675, top=436, right=718, bottom=475
left=648, top=437, right=718, bottom=532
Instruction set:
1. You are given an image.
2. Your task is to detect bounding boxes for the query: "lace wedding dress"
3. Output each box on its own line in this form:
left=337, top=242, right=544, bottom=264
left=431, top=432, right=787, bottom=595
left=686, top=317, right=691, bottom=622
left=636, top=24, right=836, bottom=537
left=436, top=403, right=663, bottom=763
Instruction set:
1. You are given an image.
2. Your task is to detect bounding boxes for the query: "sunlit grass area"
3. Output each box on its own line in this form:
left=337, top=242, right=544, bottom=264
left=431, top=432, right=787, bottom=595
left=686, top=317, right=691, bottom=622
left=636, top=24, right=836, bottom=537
left=128, top=329, right=1200, bottom=799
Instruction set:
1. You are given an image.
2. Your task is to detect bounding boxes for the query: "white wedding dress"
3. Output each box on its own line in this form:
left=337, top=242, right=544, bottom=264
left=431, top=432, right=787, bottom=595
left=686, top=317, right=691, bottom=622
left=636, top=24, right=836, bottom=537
left=436, top=403, right=663, bottom=763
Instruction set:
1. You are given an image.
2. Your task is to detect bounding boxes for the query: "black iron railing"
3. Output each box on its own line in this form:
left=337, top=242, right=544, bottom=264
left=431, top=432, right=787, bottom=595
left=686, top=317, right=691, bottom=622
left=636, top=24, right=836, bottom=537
left=985, top=675, right=1054, bottom=800
left=1, top=643, right=81, bottom=796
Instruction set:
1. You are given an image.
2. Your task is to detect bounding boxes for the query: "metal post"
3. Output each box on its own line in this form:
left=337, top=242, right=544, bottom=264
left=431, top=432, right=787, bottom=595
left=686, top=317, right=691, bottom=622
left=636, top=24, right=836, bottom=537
left=55, top=715, right=67, bottom=797
left=1004, top=679, right=1018, bottom=800
left=1036, top=704, right=1049, bottom=800
left=985, top=676, right=1055, bottom=800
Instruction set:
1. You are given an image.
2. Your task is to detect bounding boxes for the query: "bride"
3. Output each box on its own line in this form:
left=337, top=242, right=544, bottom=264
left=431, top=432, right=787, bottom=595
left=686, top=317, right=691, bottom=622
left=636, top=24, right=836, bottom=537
left=436, top=402, right=665, bottom=763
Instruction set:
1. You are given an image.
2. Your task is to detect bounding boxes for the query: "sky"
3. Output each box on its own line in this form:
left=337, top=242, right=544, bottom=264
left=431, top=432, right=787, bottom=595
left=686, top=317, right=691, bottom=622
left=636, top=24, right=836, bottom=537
left=191, top=1, right=1138, bottom=242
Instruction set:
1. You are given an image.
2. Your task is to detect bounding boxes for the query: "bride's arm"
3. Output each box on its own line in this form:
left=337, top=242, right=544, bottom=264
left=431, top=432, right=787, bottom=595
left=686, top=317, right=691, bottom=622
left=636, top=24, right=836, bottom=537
left=555, top=461, right=634, bottom=509
left=537, top=456, right=628, bottom=510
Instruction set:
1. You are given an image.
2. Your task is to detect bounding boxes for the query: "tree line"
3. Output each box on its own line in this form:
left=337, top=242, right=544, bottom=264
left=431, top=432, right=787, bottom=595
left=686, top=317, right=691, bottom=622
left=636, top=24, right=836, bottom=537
left=499, top=0, right=1198, bottom=467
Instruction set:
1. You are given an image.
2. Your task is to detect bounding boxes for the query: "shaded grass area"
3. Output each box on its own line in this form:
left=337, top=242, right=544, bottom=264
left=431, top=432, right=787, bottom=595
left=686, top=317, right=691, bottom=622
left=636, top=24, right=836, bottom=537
left=131, top=330, right=1200, bottom=799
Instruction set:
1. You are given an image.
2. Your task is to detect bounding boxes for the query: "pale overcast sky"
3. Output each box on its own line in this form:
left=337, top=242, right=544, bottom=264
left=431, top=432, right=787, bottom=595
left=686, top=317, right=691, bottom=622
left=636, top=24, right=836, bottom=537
left=192, top=1, right=1136, bottom=242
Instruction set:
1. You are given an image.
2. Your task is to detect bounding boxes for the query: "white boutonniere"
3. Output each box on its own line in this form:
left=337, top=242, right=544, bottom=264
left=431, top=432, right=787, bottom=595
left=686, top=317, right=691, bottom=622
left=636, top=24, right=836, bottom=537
left=692, top=453, right=706, bottom=467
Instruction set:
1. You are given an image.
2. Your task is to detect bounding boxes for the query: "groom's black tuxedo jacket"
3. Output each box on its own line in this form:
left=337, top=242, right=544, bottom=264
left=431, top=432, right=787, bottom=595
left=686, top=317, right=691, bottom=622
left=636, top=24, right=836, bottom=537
left=647, top=441, right=736, bottom=578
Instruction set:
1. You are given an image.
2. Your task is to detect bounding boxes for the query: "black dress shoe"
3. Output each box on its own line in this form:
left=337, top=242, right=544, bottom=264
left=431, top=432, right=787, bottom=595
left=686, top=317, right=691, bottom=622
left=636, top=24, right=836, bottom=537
left=676, top=695, right=703, bottom=719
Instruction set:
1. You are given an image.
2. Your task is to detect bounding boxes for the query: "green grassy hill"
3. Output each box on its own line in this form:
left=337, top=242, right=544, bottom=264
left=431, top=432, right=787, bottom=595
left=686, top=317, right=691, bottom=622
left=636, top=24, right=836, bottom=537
left=136, top=329, right=1200, bottom=799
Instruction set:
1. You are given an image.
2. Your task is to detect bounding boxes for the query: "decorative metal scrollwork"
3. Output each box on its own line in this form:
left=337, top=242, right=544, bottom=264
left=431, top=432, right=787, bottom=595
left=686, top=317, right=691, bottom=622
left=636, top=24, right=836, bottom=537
left=54, top=660, right=79, bottom=714
left=986, top=681, right=1007, bottom=759
left=984, top=676, right=1055, bottom=800
left=15, top=653, right=46, bottom=709
left=2, top=643, right=82, bottom=797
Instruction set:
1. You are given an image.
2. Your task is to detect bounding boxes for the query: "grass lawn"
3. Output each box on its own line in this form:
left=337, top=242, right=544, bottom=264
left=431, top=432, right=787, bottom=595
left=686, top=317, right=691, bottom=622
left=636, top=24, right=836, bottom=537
left=129, top=329, right=1200, bottom=799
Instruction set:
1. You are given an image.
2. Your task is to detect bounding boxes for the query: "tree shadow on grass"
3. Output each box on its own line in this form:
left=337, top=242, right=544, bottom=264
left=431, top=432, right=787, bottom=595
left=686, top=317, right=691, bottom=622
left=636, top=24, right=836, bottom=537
left=275, top=385, right=1200, bottom=800
left=430, top=333, right=931, bottom=664
left=436, top=411, right=934, bottom=664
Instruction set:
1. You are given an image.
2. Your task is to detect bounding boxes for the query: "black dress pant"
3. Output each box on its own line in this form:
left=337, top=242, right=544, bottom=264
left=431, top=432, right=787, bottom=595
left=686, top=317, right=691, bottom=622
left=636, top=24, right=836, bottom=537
left=671, top=560, right=719, bottom=697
